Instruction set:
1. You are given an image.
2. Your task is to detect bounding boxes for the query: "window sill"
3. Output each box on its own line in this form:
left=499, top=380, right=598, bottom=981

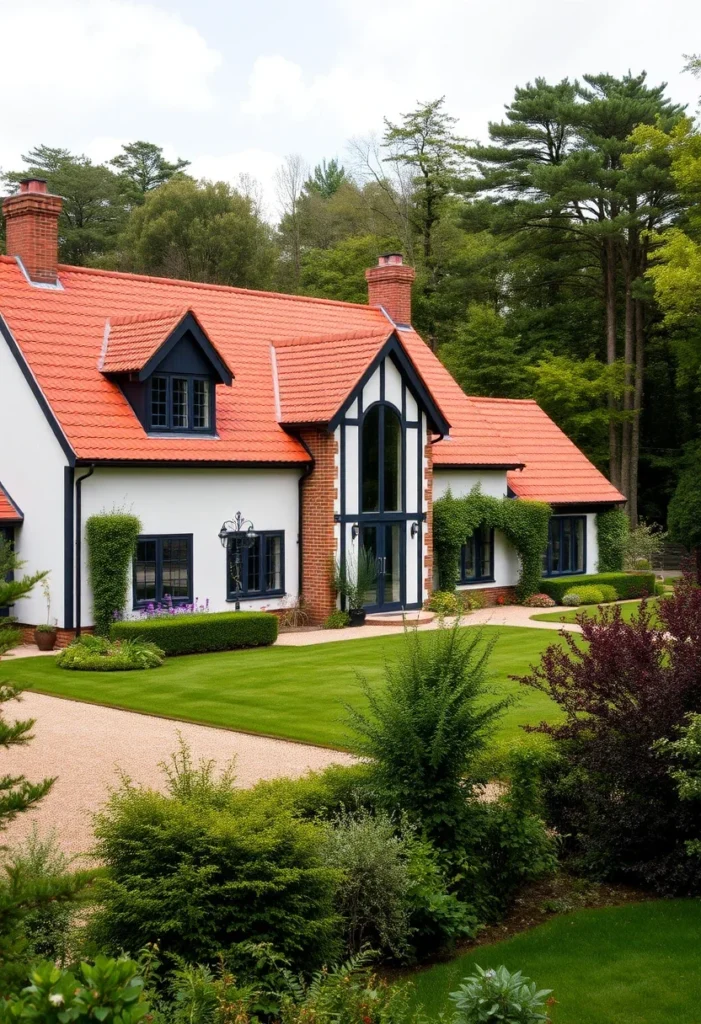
left=458, top=578, right=495, bottom=586
left=226, top=592, right=286, bottom=603
left=541, top=570, right=586, bottom=578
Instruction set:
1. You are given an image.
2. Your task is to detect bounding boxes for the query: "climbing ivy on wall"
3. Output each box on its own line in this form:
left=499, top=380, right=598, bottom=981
left=433, top=488, right=552, bottom=602
left=86, top=510, right=142, bottom=634
left=596, top=507, right=629, bottom=572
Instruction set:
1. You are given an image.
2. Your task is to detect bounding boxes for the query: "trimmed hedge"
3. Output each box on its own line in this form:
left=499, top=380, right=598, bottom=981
left=110, top=611, right=278, bottom=655
left=539, top=572, right=656, bottom=604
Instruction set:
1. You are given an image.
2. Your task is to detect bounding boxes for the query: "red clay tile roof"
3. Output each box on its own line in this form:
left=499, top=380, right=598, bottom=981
left=273, top=329, right=390, bottom=424
left=100, top=308, right=191, bottom=374
left=0, top=256, right=624, bottom=503
left=0, top=483, right=23, bottom=522
left=466, top=397, right=625, bottom=505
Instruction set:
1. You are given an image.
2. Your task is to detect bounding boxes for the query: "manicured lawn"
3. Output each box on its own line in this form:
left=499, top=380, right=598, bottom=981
left=532, top=598, right=660, bottom=625
left=0, top=626, right=564, bottom=749
left=410, top=899, right=701, bottom=1023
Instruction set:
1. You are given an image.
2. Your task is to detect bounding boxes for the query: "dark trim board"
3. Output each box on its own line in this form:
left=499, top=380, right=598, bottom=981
left=0, top=315, right=76, bottom=465
left=329, top=334, right=451, bottom=436
left=74, top=459, right=310, bottom=470
left=63, top=466, right=74, bottom=630
left=138, top=311, right=233, bottom=385
left=437, top=462, right=526, bottom=471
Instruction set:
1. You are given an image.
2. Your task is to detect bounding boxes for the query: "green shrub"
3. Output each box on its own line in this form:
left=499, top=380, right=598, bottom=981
left=86, top=512, right=141, bottom=635
left=2, top=829, right=78, bottom=967
left=540, top=571, right=655, bottom=603
left=425, top=590, right=462, bottom=615
left=322, top=810, right=412, bottom=959
left=345, top=620, right=508, bottom=854
left=522, top=594, right=556, bottom=608
left=110, top=610, right=277, bottom=654
left=249, top=763, right=376, bottom=821
left=596, top=507, right=629, bottom=572
left=0, top=956, right=151, bottom=1021
left=598, top=584, right=619, bottom=602
left=56, top=635, right=164, bottom=671
left=323, top=610, right=351, bottom=629
left=404, top=834, right=478, bottom=956
left=561, top=593, right=581, bottom=606
left=564, top=585, right=604, bottom=605
left=451, top=964, right=553, bottom=1024
left=655, top=580, right=667, bottom=596
left=89, top=756, right=340, bottom=973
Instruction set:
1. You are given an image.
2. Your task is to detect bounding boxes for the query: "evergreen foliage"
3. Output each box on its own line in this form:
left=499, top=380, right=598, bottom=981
left=596, top=507, right=629, bottom=571
left=539, top=571, right=654, bottom=603
left=111, top=610, right=278, bottom=654
left=433, top=489, right=551, bottom=600
left=85, top=512, right=141, bottom=635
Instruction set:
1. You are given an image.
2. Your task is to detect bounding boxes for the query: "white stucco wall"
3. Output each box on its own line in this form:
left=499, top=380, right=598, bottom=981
left=78, top=467, right=300, bottom=626
left=0, top=329, right=69, bottom=626
left=586, top=512, right=599, bottom=574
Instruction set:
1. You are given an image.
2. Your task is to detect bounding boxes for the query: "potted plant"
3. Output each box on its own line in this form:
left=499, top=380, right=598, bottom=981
left=34, top=578, right=57, bottom=651
left=332, top=549, right=377, bottom=626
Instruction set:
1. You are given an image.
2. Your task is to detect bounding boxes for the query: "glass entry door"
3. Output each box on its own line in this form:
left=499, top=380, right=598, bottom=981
left=360, top=522, right=404, bottom=611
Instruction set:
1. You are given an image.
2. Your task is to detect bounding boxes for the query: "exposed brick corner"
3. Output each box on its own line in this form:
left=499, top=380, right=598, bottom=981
left=299, top=427, right=339, bottom=624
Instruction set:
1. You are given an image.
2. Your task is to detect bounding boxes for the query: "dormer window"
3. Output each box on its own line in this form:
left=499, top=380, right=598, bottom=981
left=149, top=375, right=213, bottom=433
left=99, top=308, right=233, bottom=439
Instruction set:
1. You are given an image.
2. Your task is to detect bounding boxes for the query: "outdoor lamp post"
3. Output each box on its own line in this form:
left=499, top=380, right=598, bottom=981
left=218, top=512, right=257, bottom=611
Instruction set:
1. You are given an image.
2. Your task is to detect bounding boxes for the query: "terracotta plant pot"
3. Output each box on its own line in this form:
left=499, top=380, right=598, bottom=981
left=348, top=609, right=367, bottom=627
left=34, top=628, right=57, bottom=651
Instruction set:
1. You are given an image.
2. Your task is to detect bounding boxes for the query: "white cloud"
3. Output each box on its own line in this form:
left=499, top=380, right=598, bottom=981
left=189, top=148, right=284, bottom=220
left=0, top=0, right=222, bottom=134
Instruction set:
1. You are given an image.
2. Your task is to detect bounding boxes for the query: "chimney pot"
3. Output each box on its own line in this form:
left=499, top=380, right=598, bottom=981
left=365, top=252, right=415, bottom=325
left=20, top=178, right=48, bottom=194
left=3, top=180, right=62, bottom=285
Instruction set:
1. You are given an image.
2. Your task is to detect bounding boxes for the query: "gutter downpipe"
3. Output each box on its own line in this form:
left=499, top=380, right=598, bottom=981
left=296, top=437, right=315, bottom=602
left=74, top=465, right=95, bottom=637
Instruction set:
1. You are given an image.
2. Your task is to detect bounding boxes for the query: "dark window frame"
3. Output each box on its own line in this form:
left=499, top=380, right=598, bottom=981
left=133, top=533, right=193, bottom=609
left=542, top=515, right=587, bottom=577
left=148, top=373, right=216, bottom=435
left=226, top=530, right=285, bottom=601
left=360, top=400, right=404, bottom=515
left=460, top=526, right=495, bottom=584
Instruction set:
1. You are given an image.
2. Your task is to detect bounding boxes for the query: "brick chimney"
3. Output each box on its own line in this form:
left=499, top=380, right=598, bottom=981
left=3, top=178, right=63, bottom=285
left=365, top=252, right=415, bottom=326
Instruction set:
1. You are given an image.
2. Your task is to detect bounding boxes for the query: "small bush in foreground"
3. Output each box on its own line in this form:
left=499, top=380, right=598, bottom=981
left=598, top=584, right=618, bottom=602
left=522, top=594, right=556, bottom=609
left=322, top=809, right=411, bottom=959
left=0, top=956, right=150, bottom=1022
left=564, top=585, right=604, bottom=605
left=561, top=593, right=580, bottom=606
left=56, top=635, right=164, bottom=671
left=539, top=571, right=654, bottom=603
left=323, top=609, right=351, bottom=629
left=425, top=590, right=462, bottom=616
left=450, top=965, right=553, bottom=1024
left=89, top=749, right=340, bottom=972
left=110, top=610, right=277, bottom=654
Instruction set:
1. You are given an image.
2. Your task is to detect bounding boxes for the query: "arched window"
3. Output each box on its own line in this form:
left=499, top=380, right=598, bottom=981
left=361, top=404, right=402, bottom=513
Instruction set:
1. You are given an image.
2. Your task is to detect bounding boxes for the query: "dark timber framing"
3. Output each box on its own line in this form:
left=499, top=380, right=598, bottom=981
left=336, top=348, right=427, bottom=612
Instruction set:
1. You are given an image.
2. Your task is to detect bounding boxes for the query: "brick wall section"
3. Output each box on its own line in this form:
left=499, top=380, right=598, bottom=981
left=3, top=184, right=62, bottom=284
left=299, top=427, right=339, bottom=624
left=424, top=437, right=433, bottom=599
left=464, top=585, right=518, bottom=607
left=365, top=263, right=416, bottom=324
left=18, top=625, right=94, bottom=648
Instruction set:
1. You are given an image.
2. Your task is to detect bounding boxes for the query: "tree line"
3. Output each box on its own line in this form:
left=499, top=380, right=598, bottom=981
left=2, top=61, right=701, bottom=528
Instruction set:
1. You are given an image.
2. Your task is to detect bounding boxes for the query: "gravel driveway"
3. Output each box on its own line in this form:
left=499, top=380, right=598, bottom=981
left=2, top=691, right=355, bottom=858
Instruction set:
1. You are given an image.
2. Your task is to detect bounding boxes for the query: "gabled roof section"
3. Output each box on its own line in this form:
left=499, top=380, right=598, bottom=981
left=272, top=328, right=451, bottom=434
left=468, top=398, right=626, bottom=505
left=100, top=307, right=233, bottom=384
left=0, top=482, right=23, bottom=523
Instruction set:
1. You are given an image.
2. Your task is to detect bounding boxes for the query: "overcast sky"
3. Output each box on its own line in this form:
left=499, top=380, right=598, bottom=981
left=0, top=0, right=698, bottom=218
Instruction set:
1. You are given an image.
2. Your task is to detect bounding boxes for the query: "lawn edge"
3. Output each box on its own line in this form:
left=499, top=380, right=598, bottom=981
left=17, top=684, right=357, bottom=755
